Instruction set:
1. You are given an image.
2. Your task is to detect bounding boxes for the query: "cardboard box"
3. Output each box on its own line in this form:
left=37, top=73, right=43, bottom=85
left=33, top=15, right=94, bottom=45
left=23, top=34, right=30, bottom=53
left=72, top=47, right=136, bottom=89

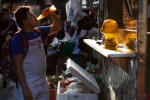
left=57, top=58, right=100, bottom=100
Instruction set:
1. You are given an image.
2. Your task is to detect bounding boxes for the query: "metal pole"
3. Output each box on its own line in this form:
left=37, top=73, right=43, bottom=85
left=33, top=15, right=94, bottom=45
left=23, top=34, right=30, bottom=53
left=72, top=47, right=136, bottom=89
left=88, top=0, right=97, bottom=19
left=98, top=0, right=102, bottom=39
left=0, top=0, right=2, bottom=11
left=10, top=0, right=13, bottom=14
left=24, top=0, right=27, bottom=6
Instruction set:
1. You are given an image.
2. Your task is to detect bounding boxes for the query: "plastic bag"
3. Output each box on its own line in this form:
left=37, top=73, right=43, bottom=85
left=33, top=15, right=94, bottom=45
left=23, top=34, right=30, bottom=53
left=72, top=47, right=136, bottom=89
left=51, top=37, right=59, bottom=47
left=61, top=41, right=75, bottom=57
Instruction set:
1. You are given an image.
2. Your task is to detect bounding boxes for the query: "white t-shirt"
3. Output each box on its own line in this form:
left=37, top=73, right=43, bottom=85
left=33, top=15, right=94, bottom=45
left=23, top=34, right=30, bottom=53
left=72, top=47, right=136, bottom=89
left=66, top=0, right=81, bottom=26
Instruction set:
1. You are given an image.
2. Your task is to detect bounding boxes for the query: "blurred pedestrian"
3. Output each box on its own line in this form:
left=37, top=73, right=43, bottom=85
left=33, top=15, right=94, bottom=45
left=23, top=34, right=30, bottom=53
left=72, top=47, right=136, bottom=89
left=64, top=21, right=71, bottom=35
left=0, top=12, right=18, bottom=88
left=1, top=35, right=13, bottom=87
left=70, top=16, right=99, bottom=69
left=63, top=21, right=71, bottom=41
left=2, top=8, right=19, bottom=29
left=65, top=0, right=81, bottom=37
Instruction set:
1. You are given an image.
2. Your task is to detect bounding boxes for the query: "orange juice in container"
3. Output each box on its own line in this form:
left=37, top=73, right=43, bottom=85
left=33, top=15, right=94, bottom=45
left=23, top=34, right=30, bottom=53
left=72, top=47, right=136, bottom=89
left=100, top=19, right=118, bottom=50
left=124, top=20, right=137, bottom=51
left=37, top=5, right=57, bottom=20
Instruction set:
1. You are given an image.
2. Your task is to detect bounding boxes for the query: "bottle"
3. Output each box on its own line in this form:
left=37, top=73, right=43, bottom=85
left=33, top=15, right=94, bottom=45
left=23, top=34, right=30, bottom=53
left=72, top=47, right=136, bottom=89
left=37, top=5, right=57, bottom=20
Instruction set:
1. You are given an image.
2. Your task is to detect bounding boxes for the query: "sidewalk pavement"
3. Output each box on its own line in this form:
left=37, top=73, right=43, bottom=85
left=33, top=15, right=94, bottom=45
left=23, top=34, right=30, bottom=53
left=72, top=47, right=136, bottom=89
left=0, top=74, right=15, bottom=100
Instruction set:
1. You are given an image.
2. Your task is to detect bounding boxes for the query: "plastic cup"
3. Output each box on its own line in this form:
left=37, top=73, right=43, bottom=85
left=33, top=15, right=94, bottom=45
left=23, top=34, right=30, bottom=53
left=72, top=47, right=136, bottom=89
left=37, top=5, right=57, bottom=20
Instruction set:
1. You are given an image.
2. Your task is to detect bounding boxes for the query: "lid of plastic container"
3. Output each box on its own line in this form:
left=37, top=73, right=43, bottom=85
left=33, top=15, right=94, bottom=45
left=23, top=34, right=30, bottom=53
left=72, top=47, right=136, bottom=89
left=66, top=58, right=100, bottom=94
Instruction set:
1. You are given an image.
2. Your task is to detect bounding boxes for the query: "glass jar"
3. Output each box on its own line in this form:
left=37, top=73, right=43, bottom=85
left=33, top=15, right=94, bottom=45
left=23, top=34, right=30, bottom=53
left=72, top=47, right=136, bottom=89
left=103, top=33, right=118, bottom=50
left=123, top=29, right=137, bottom=51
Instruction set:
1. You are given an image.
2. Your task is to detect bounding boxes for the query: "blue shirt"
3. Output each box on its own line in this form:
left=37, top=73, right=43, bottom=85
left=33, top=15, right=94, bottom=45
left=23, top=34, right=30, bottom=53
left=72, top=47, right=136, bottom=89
left=10, top=26, right=51, bottom=86
left=10, top=26, right=50, bottom=55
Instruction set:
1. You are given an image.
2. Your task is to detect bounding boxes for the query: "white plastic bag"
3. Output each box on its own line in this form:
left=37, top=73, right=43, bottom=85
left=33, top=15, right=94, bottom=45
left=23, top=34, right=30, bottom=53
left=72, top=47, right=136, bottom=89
left=51, top=37, right=59, bottom=47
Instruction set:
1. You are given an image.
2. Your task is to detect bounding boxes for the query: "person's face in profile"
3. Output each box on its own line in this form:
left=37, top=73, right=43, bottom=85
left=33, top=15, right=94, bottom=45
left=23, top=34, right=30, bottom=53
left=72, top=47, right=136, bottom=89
left=23, top=10, right=38, bottom=27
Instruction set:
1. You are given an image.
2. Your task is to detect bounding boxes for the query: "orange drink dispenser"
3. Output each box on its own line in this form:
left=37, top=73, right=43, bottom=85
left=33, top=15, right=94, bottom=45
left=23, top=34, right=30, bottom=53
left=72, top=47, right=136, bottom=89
left=124, top=20, right=137, bottom=51
left=125, top=20, right=137, bottom=30
left=37, top=5, right=57, bottom=20
left=100, top=19, right=118, bottom=50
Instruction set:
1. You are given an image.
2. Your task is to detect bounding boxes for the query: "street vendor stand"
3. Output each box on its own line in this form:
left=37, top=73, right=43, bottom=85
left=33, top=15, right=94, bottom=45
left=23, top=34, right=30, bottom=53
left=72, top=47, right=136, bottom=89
left=92, top=0, right=147, bottom=99
left=84, top=39, right=137, bottom=99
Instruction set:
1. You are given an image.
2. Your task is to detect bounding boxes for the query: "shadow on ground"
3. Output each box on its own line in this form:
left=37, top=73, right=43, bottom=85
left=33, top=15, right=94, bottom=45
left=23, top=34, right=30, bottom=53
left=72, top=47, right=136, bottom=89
left=0, top=74, right=15, bottom=100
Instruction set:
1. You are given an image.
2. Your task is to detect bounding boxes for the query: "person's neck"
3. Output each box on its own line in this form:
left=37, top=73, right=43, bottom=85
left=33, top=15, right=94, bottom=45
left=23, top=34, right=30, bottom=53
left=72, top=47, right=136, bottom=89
left=22, top=26, right=34, bottom=33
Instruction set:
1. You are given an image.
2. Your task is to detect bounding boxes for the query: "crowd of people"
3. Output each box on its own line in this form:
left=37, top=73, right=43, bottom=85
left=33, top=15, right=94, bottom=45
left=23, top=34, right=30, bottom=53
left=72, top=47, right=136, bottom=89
left=0, top=3, right=100, bottom=100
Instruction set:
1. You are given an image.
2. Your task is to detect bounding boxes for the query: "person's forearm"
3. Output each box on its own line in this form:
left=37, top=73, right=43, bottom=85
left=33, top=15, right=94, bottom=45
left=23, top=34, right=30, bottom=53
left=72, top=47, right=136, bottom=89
left=50, top=13, right=62, bottom=31
left=13, top=55, right=29, bottom=90
left=15, top=64, right=29, bottom=89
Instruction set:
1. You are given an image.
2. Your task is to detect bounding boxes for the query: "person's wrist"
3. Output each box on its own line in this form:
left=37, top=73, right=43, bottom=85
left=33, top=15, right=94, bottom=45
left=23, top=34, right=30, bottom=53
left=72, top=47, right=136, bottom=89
left=23, top=87, right=30, bottom=92
left=49, top=12, right=55, bottom=17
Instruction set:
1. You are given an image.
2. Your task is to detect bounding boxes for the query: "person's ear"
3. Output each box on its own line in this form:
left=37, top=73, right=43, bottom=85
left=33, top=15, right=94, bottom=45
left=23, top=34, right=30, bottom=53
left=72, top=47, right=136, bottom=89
left=22, top=19, right=28, bottom=25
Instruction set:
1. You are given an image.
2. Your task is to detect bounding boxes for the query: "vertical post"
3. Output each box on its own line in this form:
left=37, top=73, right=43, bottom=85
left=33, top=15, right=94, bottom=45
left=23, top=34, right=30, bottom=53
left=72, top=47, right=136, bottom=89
left=146, top=0, right=150, bottom=100
left=0, top=0, right=2, bottom=11
left=137, top=0, right=147, bottom=99
left=88, top=0, right=96, bottom=19
left=24, top=0, right=27, bottom=6
left=56, top=65, right=59, bottom=79
left=10, top=0, right=13, bottom=14
left=98, top=0, right=102, bottom=39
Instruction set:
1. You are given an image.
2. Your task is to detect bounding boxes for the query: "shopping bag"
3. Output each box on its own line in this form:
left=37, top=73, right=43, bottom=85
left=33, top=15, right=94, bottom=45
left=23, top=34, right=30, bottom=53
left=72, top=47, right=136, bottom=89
left=61, top=41, right=75, bottom=57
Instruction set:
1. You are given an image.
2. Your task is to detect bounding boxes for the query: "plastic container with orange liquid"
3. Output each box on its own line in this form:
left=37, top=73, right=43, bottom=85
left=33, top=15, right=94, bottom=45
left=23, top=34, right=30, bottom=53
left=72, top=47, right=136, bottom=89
left=100, top=19, right=118, bottom=50
left=103, top=33, right=118, bottom=50
left=123, top=20, right=137, bottom=51
left=37, top=5, right=57, bottom=20
left=123, top=29, right=137, bottom=51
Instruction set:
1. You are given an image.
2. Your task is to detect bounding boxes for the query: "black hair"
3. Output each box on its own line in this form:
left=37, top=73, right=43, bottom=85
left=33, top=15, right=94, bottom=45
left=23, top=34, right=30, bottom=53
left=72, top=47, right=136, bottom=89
left=2, top=8, right=9, bottom=13
left=14, top=6, right=30, bottom=28
left=76, top=16, right=91, bottom=35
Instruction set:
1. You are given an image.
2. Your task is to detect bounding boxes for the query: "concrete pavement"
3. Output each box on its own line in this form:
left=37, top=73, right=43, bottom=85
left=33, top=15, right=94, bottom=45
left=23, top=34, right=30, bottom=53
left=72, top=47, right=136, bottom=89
left=0, top=74, right=15, bottom=100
